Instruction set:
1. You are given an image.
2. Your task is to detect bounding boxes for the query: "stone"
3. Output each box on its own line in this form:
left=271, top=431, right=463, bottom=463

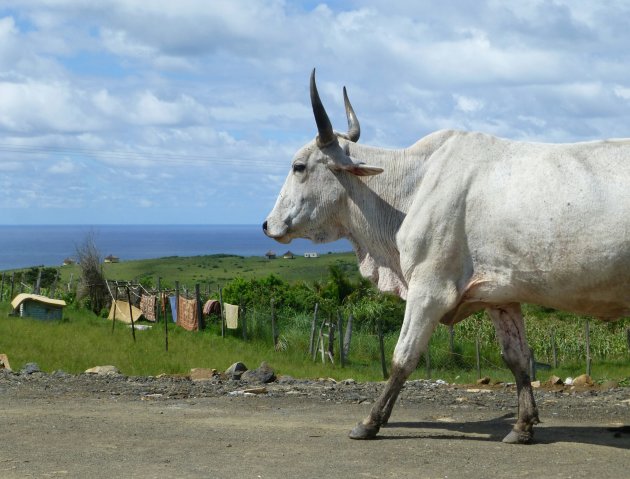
left=241, top=361, right=276, bottom=384
left=190, top=368, right=217, bottom=382
left=531, top=380, right=541, bottom=388
left=0, top=353, right=11, bottom=371
left=547, top=375, right=563, bottom=386
left=225, top=362, right=248, bottom=380
left=85, top=365, right=120, bottom=375
left=573, top=374, right=593, bottom=387
left=228, top=387, right=268, bottom=397
left=21, top=362, right=41, bottom=375
left=476, top=376, right=491, bottom=385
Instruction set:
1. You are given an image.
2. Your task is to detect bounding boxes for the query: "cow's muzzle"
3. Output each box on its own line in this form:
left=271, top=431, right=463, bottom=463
left=262, top=219, right=290, bottom=243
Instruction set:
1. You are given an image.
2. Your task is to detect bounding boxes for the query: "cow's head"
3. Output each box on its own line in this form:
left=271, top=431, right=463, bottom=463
left=263, top=70, right=383, bottom=244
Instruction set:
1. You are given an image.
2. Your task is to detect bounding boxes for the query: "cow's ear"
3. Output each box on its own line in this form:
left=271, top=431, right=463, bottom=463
left=343, top=163, right=384, bottom=176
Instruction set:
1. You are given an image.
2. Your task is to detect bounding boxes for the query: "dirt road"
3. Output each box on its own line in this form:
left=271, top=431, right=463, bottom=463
left=1, top=371, right=629, bottom=478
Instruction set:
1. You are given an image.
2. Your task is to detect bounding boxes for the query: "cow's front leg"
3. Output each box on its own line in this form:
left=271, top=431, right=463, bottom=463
left=488, top=303, right=540, bottom=444
left=349, top=284, right=457, bottom=439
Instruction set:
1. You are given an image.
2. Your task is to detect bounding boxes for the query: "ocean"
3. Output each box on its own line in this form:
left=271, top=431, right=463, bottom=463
left=0, top=225, right=353, bottom=271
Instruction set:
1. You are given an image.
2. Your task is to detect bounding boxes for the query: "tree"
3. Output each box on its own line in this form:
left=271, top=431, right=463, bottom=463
left=75, top=233, right=108, bottom=314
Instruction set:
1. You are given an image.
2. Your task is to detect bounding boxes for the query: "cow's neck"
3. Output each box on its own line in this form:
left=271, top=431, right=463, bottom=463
left=339, top=144, right=421, bottom=299
left=338, top=130, right=454, bottom=299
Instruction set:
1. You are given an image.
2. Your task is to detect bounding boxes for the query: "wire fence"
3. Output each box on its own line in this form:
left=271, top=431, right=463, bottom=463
left=3, top=269, right=630, bottom=381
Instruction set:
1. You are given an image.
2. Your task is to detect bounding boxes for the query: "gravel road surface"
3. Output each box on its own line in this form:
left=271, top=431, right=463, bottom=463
left=1, top=370, right=629, bottom=478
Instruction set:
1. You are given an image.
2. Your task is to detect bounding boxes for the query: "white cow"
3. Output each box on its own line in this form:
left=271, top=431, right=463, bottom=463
left=263, top=70, right=630, bottom=444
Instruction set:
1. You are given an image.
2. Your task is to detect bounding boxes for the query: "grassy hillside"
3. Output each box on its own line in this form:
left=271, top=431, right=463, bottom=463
left=57, top=252, right=359, bottom=290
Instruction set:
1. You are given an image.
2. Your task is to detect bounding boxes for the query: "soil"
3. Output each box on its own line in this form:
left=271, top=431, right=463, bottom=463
left=1, top=369, right=629, bottom=478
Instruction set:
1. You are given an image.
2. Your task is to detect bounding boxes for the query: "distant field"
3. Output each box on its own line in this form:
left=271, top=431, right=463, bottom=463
left=57, top=252, right=359, bottom=290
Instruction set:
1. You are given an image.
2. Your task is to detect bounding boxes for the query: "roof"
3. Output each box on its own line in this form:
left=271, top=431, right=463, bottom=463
left=11, top=293, right=66, bottom=310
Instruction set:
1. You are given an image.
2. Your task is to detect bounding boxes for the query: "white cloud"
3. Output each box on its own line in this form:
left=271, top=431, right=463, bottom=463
left=453, top=94, right=484, bottom=113
left=48, top=158, right=77, bottom=174
left=1, top=1, right=630, bottom=223
left=614, top=85, right=630, bottom=100
left=0, top=79, right=101, bottom=133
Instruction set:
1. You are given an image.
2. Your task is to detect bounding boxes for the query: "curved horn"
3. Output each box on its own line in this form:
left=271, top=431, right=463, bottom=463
left=343, top=86, right=360, bottom=142
left=310, top=69, right=336, bottom=147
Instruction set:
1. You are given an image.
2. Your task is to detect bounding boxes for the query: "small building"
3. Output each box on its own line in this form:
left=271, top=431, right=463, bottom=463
left=304, top=252, right=319, bottom=258
left=11, top=294, right=67, bottom=321
left=265, top=250, right=276, bottom=260
left=104, top=254, right=120, bottom=263
left=62, top=257, right=75, bottom=266
left=282, top=251, right=295, bottom=259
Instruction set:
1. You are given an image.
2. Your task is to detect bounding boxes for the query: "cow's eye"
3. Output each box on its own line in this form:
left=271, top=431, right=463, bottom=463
left=292, top=163, right=306, bottom=173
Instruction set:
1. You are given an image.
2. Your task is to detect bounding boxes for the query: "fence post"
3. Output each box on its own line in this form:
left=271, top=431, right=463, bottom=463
left=10, top=272, right=15, bottom=301
left=271, top=299, right=278, bottom=349
left=327, top=316, right=335, bottom=364
left=34, top=268, right=42, bottom=295
left=529, top=347, right=536, bottom=382
left=585, top=319, right=592, bottom=376
left=195, top=284, right=204, bottom=330
left=343, top=312, right=353, bottom=359
left=309, top=303, right=319, bottom=356
left=159, top=277, right=168, bottom=351
left=551, top=328, right=558, bottom=368
left=175, top=281, right=181, bottom=330
left=378, top=319, right=388, bottom=380
left=313, top=315, right=326, bottom=362
left=0, top=272, right=4, bottom=301
left=337, top=309, right=344, bottom=367
left=425, top=340, right=431, bottom=379
left=218, top=287, right=225, bottom=338
left=126, top=286, right=136, bottom=342
left=111, top=283, right=118, bottom=334
left=241, top=301, right=247, bottom=340
left=626, top=328, right=630, bottom=355
left=475, top=337, right=481, bottom=380
left=50, top=270, right=59, bottom=298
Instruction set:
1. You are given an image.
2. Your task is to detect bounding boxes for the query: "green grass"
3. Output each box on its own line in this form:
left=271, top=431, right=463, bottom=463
left=0, top=303, right=388, bottom=381
left=3, top=253, right=630, bottom=384
left=2, top=301, right=628, bottom=385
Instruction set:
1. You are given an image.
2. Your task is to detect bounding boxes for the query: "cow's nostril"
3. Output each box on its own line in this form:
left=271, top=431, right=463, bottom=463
left=262, top=221, right=268, bottom=232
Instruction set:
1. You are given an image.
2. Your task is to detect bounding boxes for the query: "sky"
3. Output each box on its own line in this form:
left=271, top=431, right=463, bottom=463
left=1, top=0, right=630, bottom=225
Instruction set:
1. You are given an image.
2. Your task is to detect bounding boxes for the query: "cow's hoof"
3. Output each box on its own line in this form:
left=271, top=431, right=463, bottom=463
left=348, top=422, right=380, bottom=440
left=502, top=430, right=533, bottom=444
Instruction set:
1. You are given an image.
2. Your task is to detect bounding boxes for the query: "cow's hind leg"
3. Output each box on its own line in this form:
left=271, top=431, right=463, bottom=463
left=488, top=303, right=540, bottom=444
left=349, top=284, right=457, bottom=440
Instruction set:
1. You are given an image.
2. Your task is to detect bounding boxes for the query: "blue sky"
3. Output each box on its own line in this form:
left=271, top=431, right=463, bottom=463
left=1, top=1, right=630, bottom=224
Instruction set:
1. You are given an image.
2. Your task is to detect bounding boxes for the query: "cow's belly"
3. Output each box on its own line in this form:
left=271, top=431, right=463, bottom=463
left=461, top=267, right=630, bottom=321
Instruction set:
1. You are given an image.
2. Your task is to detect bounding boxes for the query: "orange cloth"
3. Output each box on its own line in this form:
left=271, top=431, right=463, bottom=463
left=177, top=296, right=199, bottom=331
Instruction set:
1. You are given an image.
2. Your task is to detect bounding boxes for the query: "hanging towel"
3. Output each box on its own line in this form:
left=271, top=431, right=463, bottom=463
left=177, top=296, right=199, bottom=331
left=203, top=299, right=221, bottom=316
left=169, top=295, right=178, bottom=323
left=139, top=294, right=157, bottom=322
left=107, top=300, right=143, bottom=324
left=224, top=303, right=239, bottom=329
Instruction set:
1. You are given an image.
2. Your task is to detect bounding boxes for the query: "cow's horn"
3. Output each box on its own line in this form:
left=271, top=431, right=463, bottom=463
left=310, top=69, right=336, bottom=147
left=343, top=86, right=360, bottom=142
